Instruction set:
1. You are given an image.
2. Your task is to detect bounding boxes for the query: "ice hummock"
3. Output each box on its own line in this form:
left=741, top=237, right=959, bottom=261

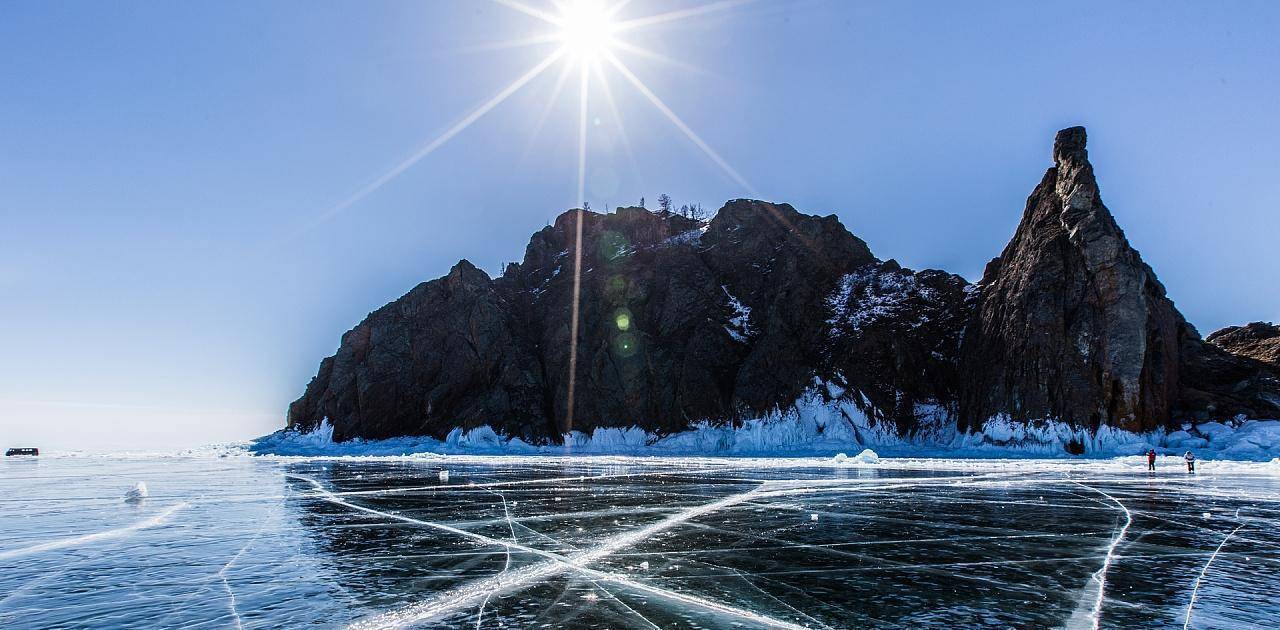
left=833, top=449, right=880, bottom=464
left=248, top=389, right=1280, bottom=462
left=124, top=482, right=148, bottom=503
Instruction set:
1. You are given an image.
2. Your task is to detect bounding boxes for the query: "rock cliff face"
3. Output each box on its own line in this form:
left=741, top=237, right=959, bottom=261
left=287, top=259, right=545, bottom=442
left=957, top=127, right=1186, bottom=433
left=289, top=127, right=1280, bottom=444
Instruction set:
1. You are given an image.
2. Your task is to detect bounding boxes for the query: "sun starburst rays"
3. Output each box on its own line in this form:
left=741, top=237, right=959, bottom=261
left=498, top=0, right=759, bottom=434
left=295, top=1, right=759, bottom=434
left=603, top=48, right=757, bottom=195
left=489, top=0, right=759, bottom=435
left=521, top=0, right=757, bottom=201
left=299, top=0, right=754, bottom=235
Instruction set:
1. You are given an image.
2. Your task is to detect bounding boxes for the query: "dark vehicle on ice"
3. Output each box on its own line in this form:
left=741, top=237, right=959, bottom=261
left=5, top=448, right=39, bottom=456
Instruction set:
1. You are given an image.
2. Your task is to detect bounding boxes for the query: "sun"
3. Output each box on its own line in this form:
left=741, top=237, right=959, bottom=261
left=556, top=0, right=618, bottom=63
left=311, top=0, right=757, bottom=230
left=306, top=0, right=759, bottom=432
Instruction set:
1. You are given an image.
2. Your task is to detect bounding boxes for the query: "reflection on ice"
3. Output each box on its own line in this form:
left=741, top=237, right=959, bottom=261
left=1, top=455, right=1278, bottom=628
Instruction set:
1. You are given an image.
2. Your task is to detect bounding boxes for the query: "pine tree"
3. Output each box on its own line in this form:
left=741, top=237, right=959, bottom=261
left=658, top=193, right=672, bottom=215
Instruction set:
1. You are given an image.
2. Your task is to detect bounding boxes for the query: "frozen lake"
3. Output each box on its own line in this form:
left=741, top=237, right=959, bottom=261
left=1, top=455, right=1278, bottom=628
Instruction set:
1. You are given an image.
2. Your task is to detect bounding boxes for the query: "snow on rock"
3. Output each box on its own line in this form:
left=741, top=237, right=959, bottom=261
left=661, top=226, right=706, bottom=247
left=826, top=265, right=937, bottom=332
left=722, top=285, right=753, bottom=342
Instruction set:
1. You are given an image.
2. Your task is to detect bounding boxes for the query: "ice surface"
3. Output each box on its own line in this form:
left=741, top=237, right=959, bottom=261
left=2, top=455, right=1279, bottom=628
left=0, top=500, right=187, bottom=561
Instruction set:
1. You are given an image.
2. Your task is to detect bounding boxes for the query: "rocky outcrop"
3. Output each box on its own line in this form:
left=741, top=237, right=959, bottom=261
left=1178, top=330, right=1280, bottom=422
left=1207, top=322, right=1280, bottom=367
left=289, top=200, right=962, bottom=441
left=1173, top=322, right=1280, bottom=421
left=822, top=261, right=973, bottom=432
left=288, top=127, right=1280, bottom=444
left=958, top=127, right=1187, bottom=433
left=287, top=260, right=547, bottom=442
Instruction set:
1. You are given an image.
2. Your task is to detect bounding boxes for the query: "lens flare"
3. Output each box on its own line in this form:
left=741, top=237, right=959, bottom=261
left=614, top=310, right=632, bottom=331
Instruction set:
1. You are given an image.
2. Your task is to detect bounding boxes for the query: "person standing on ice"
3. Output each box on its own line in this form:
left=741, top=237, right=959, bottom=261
left=1147, top=449, right=1157, bottom=471
left=1185, top=451, right=1196, bottom=473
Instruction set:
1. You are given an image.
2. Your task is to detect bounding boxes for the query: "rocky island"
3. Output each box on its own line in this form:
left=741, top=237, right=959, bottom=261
left=283, top=127, right=1280, bottom=453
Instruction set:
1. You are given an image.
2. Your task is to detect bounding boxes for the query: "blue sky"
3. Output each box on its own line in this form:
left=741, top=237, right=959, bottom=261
left=2, top=0, right=1278, bottom=450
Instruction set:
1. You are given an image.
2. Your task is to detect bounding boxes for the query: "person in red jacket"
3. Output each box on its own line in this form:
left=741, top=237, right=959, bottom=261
left=1147, top=449, right=1157, bottom=471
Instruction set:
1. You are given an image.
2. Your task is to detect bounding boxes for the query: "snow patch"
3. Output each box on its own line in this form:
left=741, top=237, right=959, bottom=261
left=826, top=265, right=937, bottom=331
left=662, top=226, right=706, bottom=247
left=722, top=285, right=753, bottom=341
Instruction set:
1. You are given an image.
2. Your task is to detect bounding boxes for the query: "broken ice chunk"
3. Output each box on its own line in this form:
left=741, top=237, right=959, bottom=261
left=124, top=482, right=148, bottom=504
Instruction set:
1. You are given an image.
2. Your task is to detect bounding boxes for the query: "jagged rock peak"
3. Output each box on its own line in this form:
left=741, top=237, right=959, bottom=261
left=446, top=259, right=491, bottom=289
left=960, top=125, right=1186, bottom=433
left=1052, top=125, right=1088, bottom=165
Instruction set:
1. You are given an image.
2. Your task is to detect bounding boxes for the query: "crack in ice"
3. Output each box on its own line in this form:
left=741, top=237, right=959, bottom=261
left=218, top=507, right=277, bottom=630
left=589, top=580, right=661, bottom=630
left=475, top=490, right=516, bottom=629
left=730, top=567, right=834, bottom=629
left=1068, top=480, right=1132, bottom=630
left=287, top=474, right=807, bottom=629
left=0, top=501, right=189, bottom=561
left=1183, top=524, right=1244, bottom=629
left=319, top=463, right=768, bottom=499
